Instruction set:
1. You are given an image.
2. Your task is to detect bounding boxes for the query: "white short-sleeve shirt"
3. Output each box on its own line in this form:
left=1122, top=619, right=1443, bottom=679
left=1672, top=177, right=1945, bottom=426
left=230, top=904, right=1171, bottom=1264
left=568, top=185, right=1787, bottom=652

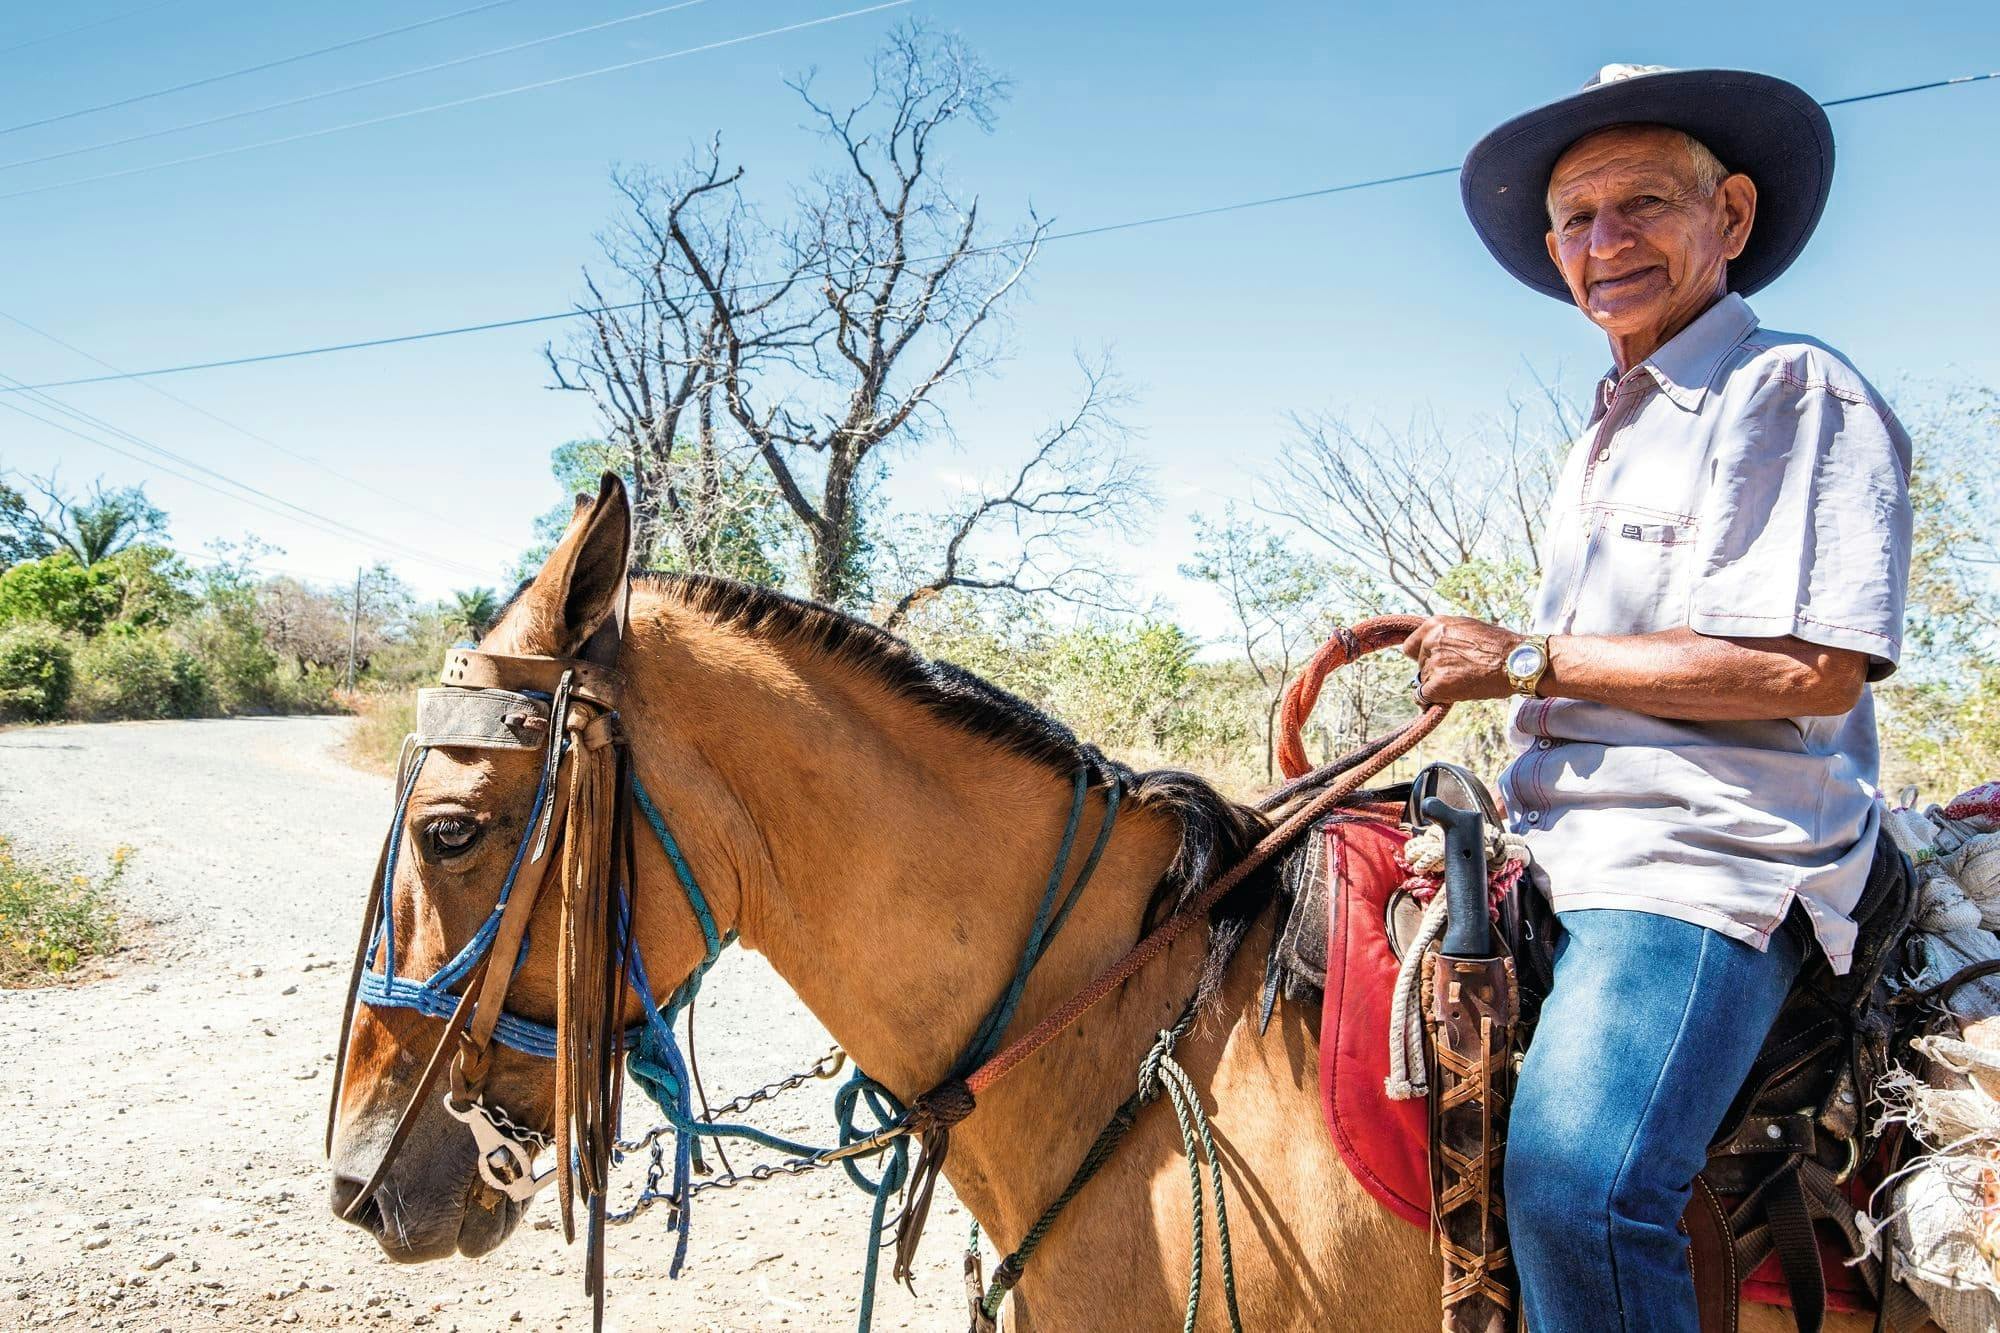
left=1499, top=293, right=1913, bottom=973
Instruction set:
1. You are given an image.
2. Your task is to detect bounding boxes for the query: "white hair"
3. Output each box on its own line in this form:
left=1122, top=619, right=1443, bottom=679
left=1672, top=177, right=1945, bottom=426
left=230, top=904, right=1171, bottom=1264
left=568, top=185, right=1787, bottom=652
left=1545, top=128, right=1729, bottom=222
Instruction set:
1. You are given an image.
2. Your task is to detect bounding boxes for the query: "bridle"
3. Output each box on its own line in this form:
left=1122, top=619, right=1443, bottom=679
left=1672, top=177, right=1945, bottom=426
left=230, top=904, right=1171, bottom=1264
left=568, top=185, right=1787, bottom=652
left=328, top=607, right=651, bottom=1317
left=327, top=586, right=1440, bottom=1331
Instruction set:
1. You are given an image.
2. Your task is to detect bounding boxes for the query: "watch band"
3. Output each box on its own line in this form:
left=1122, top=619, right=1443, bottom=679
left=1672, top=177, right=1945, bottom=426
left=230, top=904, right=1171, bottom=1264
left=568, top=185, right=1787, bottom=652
left=1507, top=635, right=1551, bottom=697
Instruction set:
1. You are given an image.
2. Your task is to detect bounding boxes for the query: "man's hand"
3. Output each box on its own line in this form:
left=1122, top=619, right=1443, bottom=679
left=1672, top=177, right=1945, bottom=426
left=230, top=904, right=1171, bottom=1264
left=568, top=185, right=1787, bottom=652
left=1402, top=615, right=1528, bottom=704
left=1399, top=619, right=1871, bottom=720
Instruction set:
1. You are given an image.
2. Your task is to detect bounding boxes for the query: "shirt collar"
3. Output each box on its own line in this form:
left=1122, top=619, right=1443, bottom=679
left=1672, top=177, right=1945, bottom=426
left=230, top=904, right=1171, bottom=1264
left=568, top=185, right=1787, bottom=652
left=1593, top=292, right=1760, bottom=416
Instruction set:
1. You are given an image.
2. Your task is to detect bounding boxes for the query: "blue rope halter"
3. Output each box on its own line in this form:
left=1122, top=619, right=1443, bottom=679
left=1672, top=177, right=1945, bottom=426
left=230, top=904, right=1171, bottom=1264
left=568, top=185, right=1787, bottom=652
left=354, top=720, right=917, bottom=1323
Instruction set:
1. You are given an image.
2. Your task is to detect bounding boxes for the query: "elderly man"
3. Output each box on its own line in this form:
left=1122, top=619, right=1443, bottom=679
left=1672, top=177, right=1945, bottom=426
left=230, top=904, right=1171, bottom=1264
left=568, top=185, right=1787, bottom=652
left=1407, top=65, right=1913, bottom=1329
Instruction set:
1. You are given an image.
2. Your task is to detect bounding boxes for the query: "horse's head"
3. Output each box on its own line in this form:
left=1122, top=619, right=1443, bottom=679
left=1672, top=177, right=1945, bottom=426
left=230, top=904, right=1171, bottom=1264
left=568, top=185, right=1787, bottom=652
left=327, top=476, right=643, bottom=1261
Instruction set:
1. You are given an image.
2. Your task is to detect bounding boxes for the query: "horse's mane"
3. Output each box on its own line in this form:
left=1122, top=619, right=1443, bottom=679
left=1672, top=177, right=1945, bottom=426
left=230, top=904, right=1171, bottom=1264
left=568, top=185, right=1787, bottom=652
left=643, top=573, right=1275, bottom=1010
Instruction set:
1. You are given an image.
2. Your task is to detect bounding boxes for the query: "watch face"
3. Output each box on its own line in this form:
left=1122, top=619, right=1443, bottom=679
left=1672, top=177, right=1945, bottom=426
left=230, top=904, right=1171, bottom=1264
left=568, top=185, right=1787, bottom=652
left=1506, top=642, right=1544, bottom=678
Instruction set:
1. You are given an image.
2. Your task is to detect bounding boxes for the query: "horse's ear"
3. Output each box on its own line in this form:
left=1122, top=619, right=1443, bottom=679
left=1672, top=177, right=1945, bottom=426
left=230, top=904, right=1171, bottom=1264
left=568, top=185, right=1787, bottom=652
left=523, top=472, right=630, bottom=656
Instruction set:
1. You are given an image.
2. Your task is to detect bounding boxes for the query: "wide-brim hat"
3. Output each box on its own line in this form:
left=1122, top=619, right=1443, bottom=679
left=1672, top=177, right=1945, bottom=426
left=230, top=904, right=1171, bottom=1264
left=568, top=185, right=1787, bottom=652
left=1461, top=65, right=1834, bottom=302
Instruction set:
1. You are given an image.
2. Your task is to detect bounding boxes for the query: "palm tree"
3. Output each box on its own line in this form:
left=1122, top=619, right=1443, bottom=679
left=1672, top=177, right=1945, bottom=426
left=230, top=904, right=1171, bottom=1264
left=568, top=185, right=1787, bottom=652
left=446, top=587, right=500, bottom=641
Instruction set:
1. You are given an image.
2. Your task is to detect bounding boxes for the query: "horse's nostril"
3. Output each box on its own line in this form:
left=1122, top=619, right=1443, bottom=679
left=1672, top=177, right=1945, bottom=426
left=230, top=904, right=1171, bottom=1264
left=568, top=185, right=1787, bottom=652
left=330, top=1174, right=381, bottom=1230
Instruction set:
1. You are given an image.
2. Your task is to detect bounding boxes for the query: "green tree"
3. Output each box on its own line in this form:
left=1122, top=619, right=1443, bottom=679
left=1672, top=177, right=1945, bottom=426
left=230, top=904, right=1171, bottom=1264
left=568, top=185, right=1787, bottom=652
left=516, top=438, right=785, bottom=586
left=1183, top=509, right=1335, bottom=781
left=445, top=587, right=501, bottom=640
left=0, top=477, right=53, bottom=568
left=181, top=540, right=281, bottom=712
left=1876, top=382, right=2000, bottom=800
left=3, top=476, right=167, bottom=567
left=96, top=545, right=197, bottom=629
left=0, top=553, right=119, bottom=635
left=0, top=623, right=74, bottom=721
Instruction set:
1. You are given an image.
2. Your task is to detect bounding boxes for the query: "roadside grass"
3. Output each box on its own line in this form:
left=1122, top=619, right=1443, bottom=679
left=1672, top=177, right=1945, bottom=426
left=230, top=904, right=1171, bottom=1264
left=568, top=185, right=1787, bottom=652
left=342, top=688, right=416, bottom=775
left=0, top=835, right=125, bottom=986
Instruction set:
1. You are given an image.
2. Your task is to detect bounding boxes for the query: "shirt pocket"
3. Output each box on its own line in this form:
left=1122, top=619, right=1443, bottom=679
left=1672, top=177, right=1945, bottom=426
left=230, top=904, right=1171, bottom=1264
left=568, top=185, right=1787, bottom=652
left=1567, top=509, right=1698, bottom=635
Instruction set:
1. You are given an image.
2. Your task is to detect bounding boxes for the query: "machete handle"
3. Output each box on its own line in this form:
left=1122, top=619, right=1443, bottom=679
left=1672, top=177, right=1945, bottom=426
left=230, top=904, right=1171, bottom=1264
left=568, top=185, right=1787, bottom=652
left=1422, top=794, right=1494, bottom=958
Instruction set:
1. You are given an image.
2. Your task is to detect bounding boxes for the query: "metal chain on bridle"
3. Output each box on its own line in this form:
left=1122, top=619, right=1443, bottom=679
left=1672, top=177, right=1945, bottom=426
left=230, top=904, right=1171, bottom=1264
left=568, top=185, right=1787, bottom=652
left=606, top=1045, right=850, bottom=1226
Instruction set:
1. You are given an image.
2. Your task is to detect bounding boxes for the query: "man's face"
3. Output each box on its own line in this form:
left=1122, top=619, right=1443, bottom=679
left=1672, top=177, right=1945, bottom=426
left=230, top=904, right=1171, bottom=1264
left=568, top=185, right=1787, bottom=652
left=1543, top=125, right=1755, bottom=346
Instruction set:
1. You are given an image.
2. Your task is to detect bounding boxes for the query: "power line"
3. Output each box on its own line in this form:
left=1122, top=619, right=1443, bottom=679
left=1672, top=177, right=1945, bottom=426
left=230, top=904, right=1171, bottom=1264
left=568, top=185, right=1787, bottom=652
left=0, top=305, right=520, bottom=555
left=0, top=0, right=189, bottom=60
left=0, top=0, right=527, bottom=140
left=0, top=391, right=410, bottom=568
left=2, top=64, right=1991, bottom=394
left=163, top=541, right=362, bottom=587
left=0, top=165, right=1470, bottom=390
left=0, top=369, right=497, bottom=578
left=0, top=0, right=911, bottom=203
left=0, top=0, right=714, bottom=170
left=1821, top=71, right=2000, bottom=106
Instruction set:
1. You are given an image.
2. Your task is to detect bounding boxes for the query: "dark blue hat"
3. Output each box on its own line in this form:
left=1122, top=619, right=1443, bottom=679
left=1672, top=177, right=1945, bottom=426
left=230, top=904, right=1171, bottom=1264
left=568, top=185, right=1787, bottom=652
left=1461, top=64, right=1834, bottom=303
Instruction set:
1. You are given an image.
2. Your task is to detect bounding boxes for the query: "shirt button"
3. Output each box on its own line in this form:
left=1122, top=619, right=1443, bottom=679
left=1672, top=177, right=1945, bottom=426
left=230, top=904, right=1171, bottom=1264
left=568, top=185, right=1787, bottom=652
left=1525, top=811, right=1541, bottom=824
left=1595, top=448, right=1610, bottom=462
left=1537, top=739, right=1553, bottom=750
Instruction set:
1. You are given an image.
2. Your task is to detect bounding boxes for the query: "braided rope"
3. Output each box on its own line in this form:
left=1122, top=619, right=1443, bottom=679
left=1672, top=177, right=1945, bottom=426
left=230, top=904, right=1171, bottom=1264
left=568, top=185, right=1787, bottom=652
left=1138, top=1017, right=1243, bottom=1333
left=1275, top=615, right=1423, bottom=781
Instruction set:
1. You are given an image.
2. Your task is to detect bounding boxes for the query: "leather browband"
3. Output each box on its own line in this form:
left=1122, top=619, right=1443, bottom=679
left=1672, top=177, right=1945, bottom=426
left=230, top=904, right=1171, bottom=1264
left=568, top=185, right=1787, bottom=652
left=439, top=648, right=623, bottom=705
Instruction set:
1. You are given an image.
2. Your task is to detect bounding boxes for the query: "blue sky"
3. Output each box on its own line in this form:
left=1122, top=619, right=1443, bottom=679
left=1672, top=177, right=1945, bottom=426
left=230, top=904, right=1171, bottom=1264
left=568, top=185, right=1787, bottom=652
left=2, top=0, right=1995, bottom=639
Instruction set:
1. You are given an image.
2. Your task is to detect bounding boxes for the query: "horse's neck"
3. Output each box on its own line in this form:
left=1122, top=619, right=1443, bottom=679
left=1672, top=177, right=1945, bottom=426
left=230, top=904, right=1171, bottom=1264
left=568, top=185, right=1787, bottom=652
left=627, top=598, right=1217, bottom=1240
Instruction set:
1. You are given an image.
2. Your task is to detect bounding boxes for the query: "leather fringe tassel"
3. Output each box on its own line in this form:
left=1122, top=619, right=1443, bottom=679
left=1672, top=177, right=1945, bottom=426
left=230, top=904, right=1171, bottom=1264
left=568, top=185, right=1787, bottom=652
left=545, top=681, right=630, bottom=1331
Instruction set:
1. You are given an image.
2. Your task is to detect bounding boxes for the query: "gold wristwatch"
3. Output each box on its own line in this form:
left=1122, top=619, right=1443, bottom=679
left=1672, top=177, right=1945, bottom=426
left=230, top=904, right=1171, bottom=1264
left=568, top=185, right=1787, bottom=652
left=1504, top=635, right=1551, bottom=697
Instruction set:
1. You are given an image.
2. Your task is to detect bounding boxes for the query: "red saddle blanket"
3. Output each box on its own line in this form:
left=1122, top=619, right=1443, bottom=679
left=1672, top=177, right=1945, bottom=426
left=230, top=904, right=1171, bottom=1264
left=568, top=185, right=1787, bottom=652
left=1313, top=816, right=1871, bottom=1314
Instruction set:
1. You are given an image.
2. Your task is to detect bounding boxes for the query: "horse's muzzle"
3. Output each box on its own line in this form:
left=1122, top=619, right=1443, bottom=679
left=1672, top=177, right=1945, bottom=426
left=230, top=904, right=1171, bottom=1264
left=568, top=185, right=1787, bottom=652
left=330, top=1170, right=521, bottom=1262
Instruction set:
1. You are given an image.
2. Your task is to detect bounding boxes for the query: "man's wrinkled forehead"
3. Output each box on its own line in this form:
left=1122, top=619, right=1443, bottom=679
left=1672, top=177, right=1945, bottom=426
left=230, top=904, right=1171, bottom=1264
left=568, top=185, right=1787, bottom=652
left=1547, top=125, right=1697, bottom=204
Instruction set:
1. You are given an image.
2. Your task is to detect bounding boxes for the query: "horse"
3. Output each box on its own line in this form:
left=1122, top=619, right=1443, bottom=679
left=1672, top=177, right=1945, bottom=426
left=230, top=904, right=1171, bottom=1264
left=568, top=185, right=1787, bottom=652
left=326, top=476, right=1865, bottom=1331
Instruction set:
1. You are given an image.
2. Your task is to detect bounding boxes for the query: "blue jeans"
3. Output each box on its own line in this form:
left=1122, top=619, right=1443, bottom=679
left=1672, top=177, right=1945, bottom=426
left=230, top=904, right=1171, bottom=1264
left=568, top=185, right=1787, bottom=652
left=1506, top=908, right=1803, bottom=1332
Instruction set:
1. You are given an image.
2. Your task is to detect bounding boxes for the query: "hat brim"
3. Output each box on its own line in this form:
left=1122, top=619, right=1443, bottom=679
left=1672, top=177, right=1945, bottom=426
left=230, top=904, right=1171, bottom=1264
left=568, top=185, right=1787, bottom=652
left=1461, top=68, right=1833, bottom=303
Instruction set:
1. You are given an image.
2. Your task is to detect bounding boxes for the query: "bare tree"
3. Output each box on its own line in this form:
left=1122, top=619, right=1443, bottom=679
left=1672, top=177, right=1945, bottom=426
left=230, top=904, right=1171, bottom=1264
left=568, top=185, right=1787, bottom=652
left=1264, top=404, right=1558, bottom=624
left=664, top=23, right=1061, bottom=607
left=552, top=24, right=1149, bottom=614
left=256, top=566, right=407, bottom=678
left=545, top=146, right=800, bottom=578
left=877, top=357, right=1152, bottom=629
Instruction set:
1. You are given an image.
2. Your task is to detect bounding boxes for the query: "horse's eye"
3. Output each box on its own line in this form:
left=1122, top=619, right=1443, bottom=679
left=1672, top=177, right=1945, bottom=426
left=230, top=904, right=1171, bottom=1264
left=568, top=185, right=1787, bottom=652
left=426, top=818, right=481, bottom=857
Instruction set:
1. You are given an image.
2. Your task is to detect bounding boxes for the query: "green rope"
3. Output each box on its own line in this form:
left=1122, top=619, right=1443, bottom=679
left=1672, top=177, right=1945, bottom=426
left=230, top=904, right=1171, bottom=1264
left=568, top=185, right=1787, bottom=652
left=979, top=1093, right=1144, bottom=1320
left=1139, top=1018, right=1243, bottom=1333
left=977, top=1009, right=1240, bottom=1333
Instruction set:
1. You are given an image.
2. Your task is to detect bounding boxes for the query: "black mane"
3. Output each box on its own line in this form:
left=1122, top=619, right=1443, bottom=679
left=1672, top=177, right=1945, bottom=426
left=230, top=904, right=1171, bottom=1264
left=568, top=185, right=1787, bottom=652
left=645, top=573, right=1274, bottom=1009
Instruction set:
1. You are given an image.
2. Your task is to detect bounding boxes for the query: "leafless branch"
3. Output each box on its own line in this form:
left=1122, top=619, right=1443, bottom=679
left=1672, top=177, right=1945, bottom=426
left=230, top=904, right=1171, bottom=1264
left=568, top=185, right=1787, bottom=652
left=878, top=356, right=1152, bottom=629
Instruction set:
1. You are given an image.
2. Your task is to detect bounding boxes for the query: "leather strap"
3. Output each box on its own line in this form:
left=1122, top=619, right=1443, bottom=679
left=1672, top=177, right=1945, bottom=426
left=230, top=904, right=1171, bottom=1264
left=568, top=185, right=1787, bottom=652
left=1713, top=1112, right=1817, bottom=1158
left=440, top=648, right=622, bottom=705
left=339, top=954, right=492, bottom=1220
left=1763, top=1164, right=1827, bottom=1333
left=1684, top=1176, right=1739, bottom=1333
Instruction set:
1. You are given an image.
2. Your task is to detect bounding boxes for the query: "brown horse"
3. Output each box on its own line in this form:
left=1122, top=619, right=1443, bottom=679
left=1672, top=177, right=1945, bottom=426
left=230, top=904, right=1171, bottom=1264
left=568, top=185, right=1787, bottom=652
left=327, top=480, right=1862, bottom=1330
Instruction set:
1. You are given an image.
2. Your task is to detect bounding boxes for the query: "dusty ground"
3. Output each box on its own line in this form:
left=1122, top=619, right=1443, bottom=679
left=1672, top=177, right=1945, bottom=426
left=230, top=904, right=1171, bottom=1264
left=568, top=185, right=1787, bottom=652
left=0, top=716, right=970, bottom=1332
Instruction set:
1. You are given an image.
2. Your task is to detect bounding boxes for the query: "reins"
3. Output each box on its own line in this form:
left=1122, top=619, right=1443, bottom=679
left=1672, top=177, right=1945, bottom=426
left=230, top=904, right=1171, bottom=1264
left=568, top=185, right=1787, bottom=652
left=328, top=600, right=1436, bottom=1332
left=937, top=616, right=1440, bottom=1107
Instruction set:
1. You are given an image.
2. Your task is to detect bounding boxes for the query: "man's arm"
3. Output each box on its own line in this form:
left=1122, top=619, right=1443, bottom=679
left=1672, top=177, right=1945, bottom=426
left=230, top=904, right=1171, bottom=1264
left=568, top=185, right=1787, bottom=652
left=1402, top=616, right=1869, bottom=721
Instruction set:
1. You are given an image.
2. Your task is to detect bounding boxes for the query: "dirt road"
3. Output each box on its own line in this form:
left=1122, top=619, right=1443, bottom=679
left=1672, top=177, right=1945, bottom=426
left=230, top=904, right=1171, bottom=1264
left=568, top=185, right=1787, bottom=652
left=0, top=717, right=969, bottom=1332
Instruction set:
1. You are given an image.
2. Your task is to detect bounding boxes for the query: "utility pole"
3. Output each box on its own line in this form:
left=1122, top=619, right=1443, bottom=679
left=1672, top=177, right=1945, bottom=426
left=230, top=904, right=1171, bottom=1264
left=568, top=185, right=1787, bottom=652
left=345, top=566, right=362, bottom=693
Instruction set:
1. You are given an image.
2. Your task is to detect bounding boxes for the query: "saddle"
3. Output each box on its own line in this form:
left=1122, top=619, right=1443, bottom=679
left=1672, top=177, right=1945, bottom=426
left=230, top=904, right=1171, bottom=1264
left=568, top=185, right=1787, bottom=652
left=1268, top=766, right=1925, bottom=1333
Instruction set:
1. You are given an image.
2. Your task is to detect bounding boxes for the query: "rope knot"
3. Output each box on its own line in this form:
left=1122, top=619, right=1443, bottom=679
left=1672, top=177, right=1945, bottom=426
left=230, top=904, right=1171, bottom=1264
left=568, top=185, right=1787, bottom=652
left=1137, top=1027, right=1179, bottom=1104
left=904, top=1079, right=976, bottom=1136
